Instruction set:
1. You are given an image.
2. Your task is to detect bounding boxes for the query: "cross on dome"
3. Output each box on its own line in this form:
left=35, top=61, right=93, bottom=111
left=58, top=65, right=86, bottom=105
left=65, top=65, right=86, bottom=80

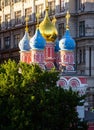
left=65, top=11, right=70, bottom=30
left=36, top=13, right=40, bottom=27
left=46, top=0, right=48, bottom=8
left=25, top=16, right=29, bottom=32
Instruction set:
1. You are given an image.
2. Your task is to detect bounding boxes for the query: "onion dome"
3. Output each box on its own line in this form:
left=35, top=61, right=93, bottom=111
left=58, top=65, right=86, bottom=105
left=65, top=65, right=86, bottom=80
left=59, top=11, right=76, bottom=51
left=30, top=27, right=46, bottom=50
left=19, top=17, right=31, bottom=51
left=55, top=39, right=60, bottom=52
left=59, top=30, right=76, bottom=51
left=39, top=7, right=58, bottom=42
left=19, top=31, right=30, bottom=51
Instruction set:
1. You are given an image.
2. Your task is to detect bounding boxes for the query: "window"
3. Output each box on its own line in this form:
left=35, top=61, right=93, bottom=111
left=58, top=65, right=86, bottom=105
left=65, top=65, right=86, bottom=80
left=15, top=11, right=21, bottom=24
left=79, top=49, right=82, bottom=63
left=78, top=0, right=85, bottom=11
left=48, top=1, right=55, bottom=15
left=0, top=38, right=1, bottom=49
left=5, top=14, right=10, bottom=28
left=25, top=8, right=32, bottom=21
left=60, top=0, right=65, bottom=12
left=4, top=36, right=10, bottom=49
left=83, top=48, right=86, bottom=63
left=36, top=4, right=44, bottom=18
left=0, top=16, right=1, bottom=30
left=0, top=0, right=1, bottom=8
left=14, top=34, right=20, bottom=48
left=58, top=23, right=64, bottom=39
left=14, top=0, right=21, bottom=3
left=79, top=21, right=85, bottom=37
left=5, top=0, right=10, bottom=6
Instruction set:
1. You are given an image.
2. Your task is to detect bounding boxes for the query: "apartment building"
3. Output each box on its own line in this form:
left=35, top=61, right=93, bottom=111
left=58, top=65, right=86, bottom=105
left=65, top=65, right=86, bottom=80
left=0, top=0, right=94, bottom=110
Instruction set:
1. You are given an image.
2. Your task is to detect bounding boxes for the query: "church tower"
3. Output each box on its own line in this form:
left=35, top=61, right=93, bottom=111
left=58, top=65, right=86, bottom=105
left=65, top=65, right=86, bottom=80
left=59, top=11, right=76, bottom=72
left=19, top=17, right=31, bottom=64
left=30, top=14, right=46, bottom=69
left=39, top=0, right=58, bottom=69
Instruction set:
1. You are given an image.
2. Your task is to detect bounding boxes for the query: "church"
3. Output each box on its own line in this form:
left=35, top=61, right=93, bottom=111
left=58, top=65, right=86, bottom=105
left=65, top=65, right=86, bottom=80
left=18, top=3, right=88, bottom=121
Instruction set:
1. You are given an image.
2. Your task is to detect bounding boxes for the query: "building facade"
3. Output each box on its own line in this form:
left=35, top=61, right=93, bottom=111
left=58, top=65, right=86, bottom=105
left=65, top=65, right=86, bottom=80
left=0, top=0, right=94, bottom=110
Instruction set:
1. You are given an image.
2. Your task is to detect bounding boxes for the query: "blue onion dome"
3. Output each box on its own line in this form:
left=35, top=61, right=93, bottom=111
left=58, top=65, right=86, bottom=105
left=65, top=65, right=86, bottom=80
left=59, top=30, right=76, bottom=51
left=55, top=39, right=60, bottom=52
left=19, top=31, right=31, bottom=51
left=30, top=28, right=46, bottom=50
left=59, top=11, right=76, bottom=51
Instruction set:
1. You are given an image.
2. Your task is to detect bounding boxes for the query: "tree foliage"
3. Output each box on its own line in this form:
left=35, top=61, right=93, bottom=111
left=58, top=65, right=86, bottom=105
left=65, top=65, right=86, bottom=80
left=0, top=60, right=88, bottom=130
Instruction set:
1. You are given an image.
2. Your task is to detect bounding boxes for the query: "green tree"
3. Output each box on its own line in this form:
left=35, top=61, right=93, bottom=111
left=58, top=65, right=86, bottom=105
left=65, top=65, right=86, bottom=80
left=0, top=60, right=88, bottom=130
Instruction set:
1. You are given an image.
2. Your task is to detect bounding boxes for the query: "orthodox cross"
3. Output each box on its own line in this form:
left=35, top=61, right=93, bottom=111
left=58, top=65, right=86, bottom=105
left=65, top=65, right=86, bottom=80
left=25, top=16, right=29, bottom=32
left=36, top=13, right=40, bottom=26
left=65, top=11, right=70, bottom=29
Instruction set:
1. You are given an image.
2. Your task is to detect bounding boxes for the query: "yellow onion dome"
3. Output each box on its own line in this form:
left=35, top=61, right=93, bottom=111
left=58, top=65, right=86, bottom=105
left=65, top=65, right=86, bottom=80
left=39, top=8, right=58, bottom=42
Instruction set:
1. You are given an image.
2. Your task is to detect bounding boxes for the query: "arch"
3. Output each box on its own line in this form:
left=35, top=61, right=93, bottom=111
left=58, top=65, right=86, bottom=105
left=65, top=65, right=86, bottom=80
left=57, top=77, right=68, bottom=87
left=45, top=62, right=55, bottom=70
left=68, top=77, right=81, bottom=88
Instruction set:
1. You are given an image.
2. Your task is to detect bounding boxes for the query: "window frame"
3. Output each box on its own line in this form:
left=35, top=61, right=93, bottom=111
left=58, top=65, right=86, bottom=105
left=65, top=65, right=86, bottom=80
left=4, top=36, right=11, bottom=49
left=79, top=21, right=85, bottom=37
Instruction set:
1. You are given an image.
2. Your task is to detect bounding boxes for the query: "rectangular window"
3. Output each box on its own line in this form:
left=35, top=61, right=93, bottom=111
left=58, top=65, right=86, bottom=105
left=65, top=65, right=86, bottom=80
left=60, top=0, right=65, bottom=12
left=79, top=0, right=85, bottom=11
left=79, top=21, right=85, bottom=37
left=25, top=7, right=32, bottom=21
left=5, top=14, right=11, bottom=28
left=48, top=1, right=55, bottom=15
left=83, top=48, right=86, bottom=63
left=14, top=34, right=20, bottom=48
left=4, top=36, right=10, bottom=49
left=5, top=0, right=10, bottom=6
left=58, top=23, right=64, bottom=39
left=0, top=38, right=1, bottom=49
left=15, top=11, right=21, bottom=25
left=36, top=4, right=44, bottom=18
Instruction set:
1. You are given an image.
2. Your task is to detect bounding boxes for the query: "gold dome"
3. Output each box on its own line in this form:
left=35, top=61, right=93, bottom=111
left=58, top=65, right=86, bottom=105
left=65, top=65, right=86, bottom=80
left=39, top=8, right=58, bottom=42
